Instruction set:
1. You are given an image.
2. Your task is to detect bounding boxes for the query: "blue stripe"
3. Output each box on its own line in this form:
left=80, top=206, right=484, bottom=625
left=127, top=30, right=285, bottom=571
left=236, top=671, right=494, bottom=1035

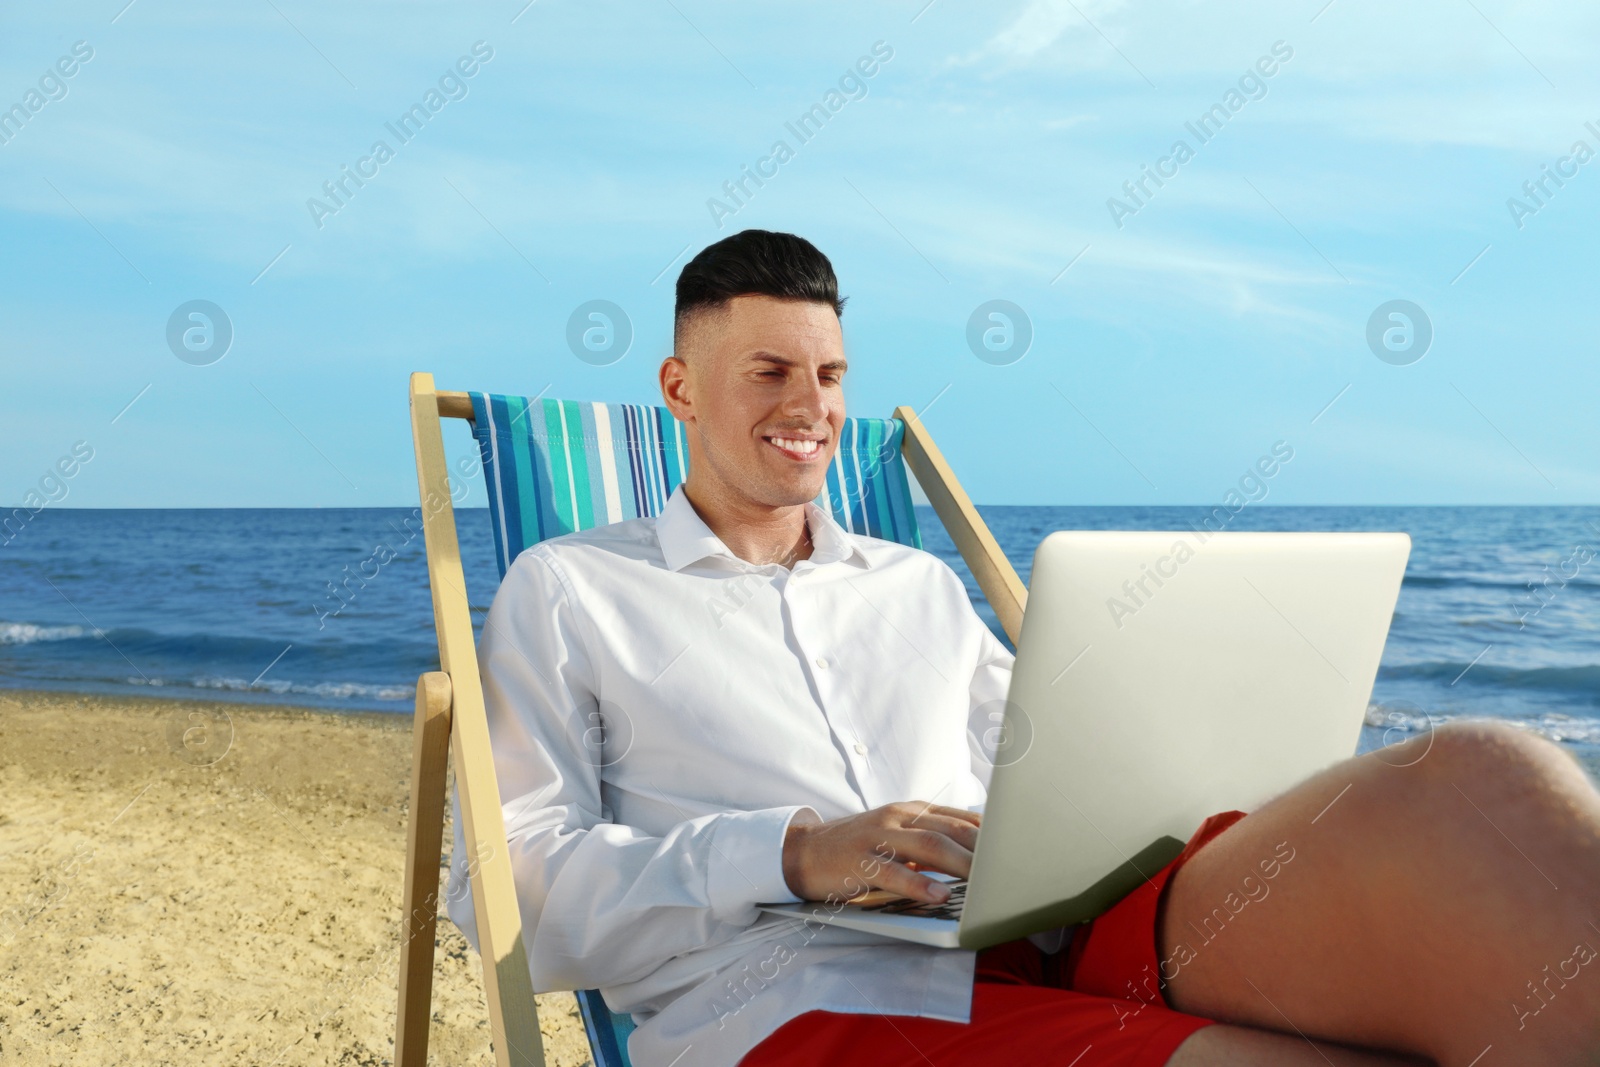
left=488, top=395, right=525, bottom=573
left=629, top=404, right=651, bottom=519
left=575, top=989, right=630, bottom=1066
left=645, top=406, right=667, bottom=511
left=469, top=394, right=508, bottom=575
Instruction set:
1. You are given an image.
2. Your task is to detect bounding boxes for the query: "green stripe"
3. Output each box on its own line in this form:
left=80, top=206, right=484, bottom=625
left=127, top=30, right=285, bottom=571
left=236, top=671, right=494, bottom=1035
left=566, top=401, right=596, bottom=529
left=867, top=420, right=894, bottom=539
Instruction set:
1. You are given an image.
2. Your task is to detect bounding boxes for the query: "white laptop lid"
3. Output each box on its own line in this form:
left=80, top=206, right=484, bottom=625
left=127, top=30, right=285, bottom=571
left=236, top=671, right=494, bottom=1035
left=958, top=530, right=1409, bottom=947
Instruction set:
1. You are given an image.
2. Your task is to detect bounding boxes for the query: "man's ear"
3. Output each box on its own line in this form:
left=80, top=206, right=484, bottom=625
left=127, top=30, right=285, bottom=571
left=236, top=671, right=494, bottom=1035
left=659, top=355, right=693, bottom=424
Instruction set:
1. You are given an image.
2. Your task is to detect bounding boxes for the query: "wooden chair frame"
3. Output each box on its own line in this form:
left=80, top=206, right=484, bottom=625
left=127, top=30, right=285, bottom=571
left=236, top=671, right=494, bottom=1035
left=396, top=372, right=1027, bottom=1066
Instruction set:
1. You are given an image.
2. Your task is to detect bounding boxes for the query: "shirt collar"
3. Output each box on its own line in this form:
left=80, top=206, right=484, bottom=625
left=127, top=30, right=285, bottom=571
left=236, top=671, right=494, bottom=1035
left=656, top=483, right=872, bottom=573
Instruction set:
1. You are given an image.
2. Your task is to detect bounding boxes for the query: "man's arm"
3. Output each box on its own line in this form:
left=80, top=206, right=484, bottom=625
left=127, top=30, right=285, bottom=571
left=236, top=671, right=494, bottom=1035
left=444, top=549, right=814, bottom=992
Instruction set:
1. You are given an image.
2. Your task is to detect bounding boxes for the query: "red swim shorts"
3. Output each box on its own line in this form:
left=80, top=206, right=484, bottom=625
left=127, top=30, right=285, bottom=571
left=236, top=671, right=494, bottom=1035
left=741, top=809, right=1249, bottom=1067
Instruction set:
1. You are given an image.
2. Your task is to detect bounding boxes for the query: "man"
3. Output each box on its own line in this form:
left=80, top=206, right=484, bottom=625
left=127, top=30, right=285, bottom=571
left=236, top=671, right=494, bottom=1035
left=447, top=230, right=1600, bottom=1066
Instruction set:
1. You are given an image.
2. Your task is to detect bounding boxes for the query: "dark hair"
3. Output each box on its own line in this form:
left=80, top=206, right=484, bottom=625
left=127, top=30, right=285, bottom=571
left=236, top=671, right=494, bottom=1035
left=674, top=230, right=846, bottom=345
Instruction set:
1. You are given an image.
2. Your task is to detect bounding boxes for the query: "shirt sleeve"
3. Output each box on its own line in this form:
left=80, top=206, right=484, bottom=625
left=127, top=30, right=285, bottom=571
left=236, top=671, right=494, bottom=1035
left=443, top=547, right=814, bottom=993
left=961, top=587, right=1016, bottom=794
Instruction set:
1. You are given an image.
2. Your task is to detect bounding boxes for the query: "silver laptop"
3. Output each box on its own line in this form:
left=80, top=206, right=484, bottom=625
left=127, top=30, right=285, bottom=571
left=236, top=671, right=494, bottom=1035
left=759, top=530, right=1410, bottom=949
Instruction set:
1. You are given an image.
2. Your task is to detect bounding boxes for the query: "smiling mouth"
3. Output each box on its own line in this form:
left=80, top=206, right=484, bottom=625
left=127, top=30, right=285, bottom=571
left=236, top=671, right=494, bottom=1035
left=764, top=434, right=825, bottom=461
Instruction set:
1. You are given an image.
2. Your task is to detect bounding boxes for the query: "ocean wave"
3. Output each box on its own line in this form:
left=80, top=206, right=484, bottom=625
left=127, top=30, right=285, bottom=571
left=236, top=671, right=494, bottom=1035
left=0, top=620, right=436, bottom=666
left=1381, top=661, right=1600, bottom=695
left=182, top=676, right=412, bottom=701
left=117, top=674, right=412, bottom=702
left=0, top=617, right=424, bottom=708
left=0, top=621, right=97, bottom=645
left=1365, top=702, right=1600, bottom=746
left=1402, top=574, right=1600, bottom=593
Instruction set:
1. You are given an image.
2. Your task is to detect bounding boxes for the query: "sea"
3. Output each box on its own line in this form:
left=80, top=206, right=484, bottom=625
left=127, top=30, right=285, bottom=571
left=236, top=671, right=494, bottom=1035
left=3, top=506, right=1598, bottom=768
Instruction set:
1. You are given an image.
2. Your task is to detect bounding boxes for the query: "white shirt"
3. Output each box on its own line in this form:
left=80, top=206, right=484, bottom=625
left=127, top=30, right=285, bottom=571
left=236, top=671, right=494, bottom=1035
left=445, top=483, right=1016, bottom=1067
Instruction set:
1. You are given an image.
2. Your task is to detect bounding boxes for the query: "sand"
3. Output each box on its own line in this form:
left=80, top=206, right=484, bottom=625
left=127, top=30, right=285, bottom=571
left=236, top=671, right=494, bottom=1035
left=0, top=690, right=593, bottom=1067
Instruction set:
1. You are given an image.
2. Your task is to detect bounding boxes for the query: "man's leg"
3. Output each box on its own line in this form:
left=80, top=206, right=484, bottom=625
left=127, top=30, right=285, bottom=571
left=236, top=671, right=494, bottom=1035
left=1169, top=1023, right=1432, bottom=1065
left=1157, top=720, right=1600, bottom=1065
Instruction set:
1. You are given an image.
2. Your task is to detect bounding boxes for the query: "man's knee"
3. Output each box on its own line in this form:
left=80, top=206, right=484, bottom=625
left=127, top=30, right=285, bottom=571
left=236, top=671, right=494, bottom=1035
left=1428, top=719, right=1568, bottom=770
left=1389, top=719, right=1590, bottom=806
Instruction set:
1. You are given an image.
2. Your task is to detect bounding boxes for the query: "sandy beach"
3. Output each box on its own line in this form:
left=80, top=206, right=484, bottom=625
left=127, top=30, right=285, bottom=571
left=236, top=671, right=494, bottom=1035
left=0, top=690, right=592, bottom=1066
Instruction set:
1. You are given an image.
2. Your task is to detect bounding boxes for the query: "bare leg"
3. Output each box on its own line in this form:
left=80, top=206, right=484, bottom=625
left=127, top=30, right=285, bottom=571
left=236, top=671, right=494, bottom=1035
left=1169, top=1023, right=1434, bottom=1065
left=1156, top=721, right=1600, bottom=1065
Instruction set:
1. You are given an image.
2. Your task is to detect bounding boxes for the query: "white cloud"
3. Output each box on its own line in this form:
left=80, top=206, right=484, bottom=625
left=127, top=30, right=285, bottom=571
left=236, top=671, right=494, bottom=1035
left=944, top=0, right=1140, bottom=73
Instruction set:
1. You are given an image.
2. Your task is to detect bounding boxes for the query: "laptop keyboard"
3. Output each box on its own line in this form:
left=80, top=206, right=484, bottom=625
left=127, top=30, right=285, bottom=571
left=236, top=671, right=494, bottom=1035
left=850, top=880, right=967, bottom=921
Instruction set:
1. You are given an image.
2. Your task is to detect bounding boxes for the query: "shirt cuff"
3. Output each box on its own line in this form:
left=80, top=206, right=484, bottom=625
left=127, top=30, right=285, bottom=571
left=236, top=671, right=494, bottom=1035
left=706, top=805, right=819, bottom=922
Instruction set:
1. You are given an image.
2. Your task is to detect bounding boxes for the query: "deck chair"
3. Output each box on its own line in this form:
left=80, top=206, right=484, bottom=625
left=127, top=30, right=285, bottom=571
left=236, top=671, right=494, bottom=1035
left=396, top=372, right=1028, bottom=1067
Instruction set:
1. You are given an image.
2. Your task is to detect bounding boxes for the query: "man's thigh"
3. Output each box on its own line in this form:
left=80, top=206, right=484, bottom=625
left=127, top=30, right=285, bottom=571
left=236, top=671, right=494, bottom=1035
left=1152, top=734, right=1488, bottom=1060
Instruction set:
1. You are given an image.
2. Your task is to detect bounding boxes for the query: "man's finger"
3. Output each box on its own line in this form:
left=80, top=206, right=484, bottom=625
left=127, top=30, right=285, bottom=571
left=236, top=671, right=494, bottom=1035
left=913, top=814, right=980, bottom=852
left=870, top=860, right=952, bottom=904
left=910, top=803, right=981, bottom=827
left=886, top=827, right=974, bottom=881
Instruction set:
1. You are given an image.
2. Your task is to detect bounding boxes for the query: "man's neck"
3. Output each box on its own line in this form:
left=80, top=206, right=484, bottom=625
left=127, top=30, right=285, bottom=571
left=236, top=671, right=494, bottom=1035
left=681, top=478, right=814, bottom=569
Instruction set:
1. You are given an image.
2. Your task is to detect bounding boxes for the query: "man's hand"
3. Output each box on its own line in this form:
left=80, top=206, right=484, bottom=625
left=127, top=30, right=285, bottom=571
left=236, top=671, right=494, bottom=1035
left=781, top=802, right=981, bottom=904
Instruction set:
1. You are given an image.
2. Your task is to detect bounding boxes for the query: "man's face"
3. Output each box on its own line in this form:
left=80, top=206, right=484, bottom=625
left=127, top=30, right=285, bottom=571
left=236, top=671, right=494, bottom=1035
left=662, top=294, right=847, bottom=509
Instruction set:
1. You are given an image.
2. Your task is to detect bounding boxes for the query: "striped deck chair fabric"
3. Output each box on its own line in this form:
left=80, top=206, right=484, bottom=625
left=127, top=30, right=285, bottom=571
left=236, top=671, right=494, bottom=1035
left=465, top=392, right=924, bottom=1067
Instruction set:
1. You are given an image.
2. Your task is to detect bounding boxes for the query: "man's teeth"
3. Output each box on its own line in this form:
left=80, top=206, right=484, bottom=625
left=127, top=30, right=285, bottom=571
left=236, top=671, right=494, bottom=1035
left=769, top=437, right=820, bottom=455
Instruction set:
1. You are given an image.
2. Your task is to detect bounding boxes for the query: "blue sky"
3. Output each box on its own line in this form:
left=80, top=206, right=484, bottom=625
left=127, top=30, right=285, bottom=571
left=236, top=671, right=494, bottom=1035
left=3, top=0, right=1597, bottom=508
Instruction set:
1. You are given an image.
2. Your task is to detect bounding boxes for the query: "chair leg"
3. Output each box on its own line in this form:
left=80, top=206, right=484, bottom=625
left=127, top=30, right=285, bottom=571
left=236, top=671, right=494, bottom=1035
left=396, top=672, right=454, bottom=1067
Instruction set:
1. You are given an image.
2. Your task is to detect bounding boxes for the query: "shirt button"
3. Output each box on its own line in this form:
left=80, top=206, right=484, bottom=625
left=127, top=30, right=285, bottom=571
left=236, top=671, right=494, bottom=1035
left=853, top=742, right=868, bottom=755
left=815, top=657, right=829, bottom=669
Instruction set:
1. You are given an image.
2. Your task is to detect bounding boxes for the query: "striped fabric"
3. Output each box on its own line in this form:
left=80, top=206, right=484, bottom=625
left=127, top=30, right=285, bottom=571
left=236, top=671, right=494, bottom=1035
left=463, top=393, right=924, bottom=1067
left=469, top=393, right=922, bottom=579
left=575, top=989, right=630, bottom=1067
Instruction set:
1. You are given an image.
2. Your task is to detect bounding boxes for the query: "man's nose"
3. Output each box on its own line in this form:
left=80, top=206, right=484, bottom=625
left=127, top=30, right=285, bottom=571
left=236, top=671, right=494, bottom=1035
left=780, top=375, right=830, bottom=424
